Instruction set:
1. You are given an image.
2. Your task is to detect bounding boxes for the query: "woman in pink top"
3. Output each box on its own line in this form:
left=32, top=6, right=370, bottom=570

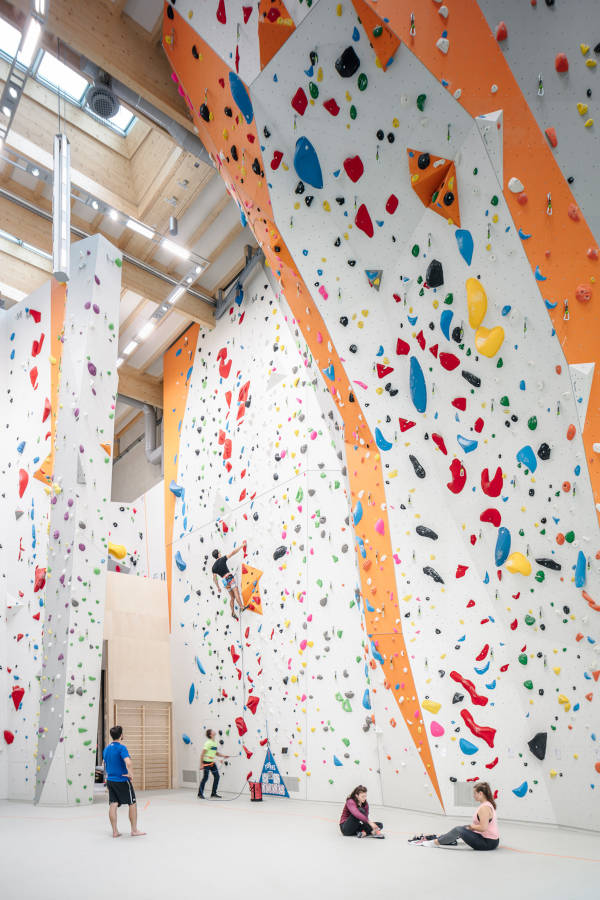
left=339, top=785, right=385, bottom=839
left=415, top=782, right=499, bottom=850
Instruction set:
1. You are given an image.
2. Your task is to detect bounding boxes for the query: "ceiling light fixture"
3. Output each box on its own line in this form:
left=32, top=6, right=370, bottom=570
left=31, top=165, right=39, bottom=177
left=109, top=209, right=118, bottom=221
left=126, top=218, right=154, bottom=239
left=162, top=238, right=190, bottom=260
left=195, top=264, right=205, bottom=274
left=91, top=199, right=99, bottom=210
left=19, top=17, right=42, bottom=68
left=52, top=133, right=70, bottom=282
left=34, top=0, right=47, bottom=15
left=168, top=286, right=185, bottom=304
left=122, top=339, right=138, bottom=356
left=137, top=320, right=155, bottom=341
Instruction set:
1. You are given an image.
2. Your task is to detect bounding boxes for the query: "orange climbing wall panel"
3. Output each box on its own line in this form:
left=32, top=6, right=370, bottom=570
left=34, top=279, right=66, bottom=486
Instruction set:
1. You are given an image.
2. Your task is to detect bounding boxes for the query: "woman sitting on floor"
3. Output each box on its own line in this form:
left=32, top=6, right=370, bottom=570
left=339, top=785, right=385, bottom=839
left=410, top=781, right=499, bottom=850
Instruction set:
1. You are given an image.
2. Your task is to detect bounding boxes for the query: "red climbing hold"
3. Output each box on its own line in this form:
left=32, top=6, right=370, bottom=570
left=495, top=21, right=507, bottom=41
left=291, top=87, right=308, bottom=115
left=243, top=745, right=253, bottom=758
left=216, top=0, right=226, bottom=24
left=32, top=333, right=45, bottom=357
left=439, top=352, right=460, bottom=371
left=343, top=155, right=364, bottom=183
left=480, top=508, right=501, bottom=527
left=450, top=671, right=488, bottom=706
left=271, top=151, right=283, bottom=170
left=481, top=466, right=503, bottom=497
left=474, top=417, right=484, bottom=433
left=429, top=343, right=439, bottom=358
left=510, top=618, right=518, bottom=630
left=485, top=757, right=499, bottom=770
left=399, top=418, right=416, bottom=432
left=30, top=367, right=38, bottom=389
left=376, top=363, right=394, bottom=378
left=242, top=6, right=252, bottom=23
left=447, top=459, right=467, bottom=494
left=355, top=203, right=374, bottom=238
left=28, top=308, right=41, bottom=323
left=415, top=330, right=426, bottom=350
left=230, top=644, right=240, bottom=664
left=247, top=695, right=260, bottom=715
left=3, top=730, right=14, bottom=745
left=385, top=194, right=399, bottom=214
left=18, top=468, right=28, bottom=498
left=555, top=52, right=569, bottom=73
left=323, top=98, right=340, bottom=116
left=461, top=709, right=496, bottom=748
left=235, top=716, right=247, bottom=736
left=42, top=397, right=51, bottom=423
left=476, top=644, right=489, bottom=662
left=544, top=127, right=557, bottom=148
left=431, top=433, right=448, bottom=455
left=11, top=686, right=25, bottom=711
left=34, top=566, right=46, bottom=592
left=452, top=397, right=466, bottom=411
left=455, top=565, right=469, bottom=578
left=396, top=338, right=410, bottom=355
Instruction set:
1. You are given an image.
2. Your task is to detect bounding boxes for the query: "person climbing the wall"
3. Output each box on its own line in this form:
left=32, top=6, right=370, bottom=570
left=211, top=542, right=246, bottom=619
left=198, top=728, right=229, bottom=799
left=339, top=785, right=385, bottom=838
left=103, top=725, right=146, bottom=838
left=410, top=782, right=499, bottom=850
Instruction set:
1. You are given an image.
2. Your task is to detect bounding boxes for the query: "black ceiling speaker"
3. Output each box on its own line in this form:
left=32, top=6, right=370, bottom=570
left=86, top=72, right=120, bottom=120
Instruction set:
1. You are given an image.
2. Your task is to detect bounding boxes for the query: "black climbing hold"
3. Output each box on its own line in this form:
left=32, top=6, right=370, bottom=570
left=443, top=191, right=454, bottom=207
left=166, top=3, right=174, bottom=19
left=347, top=259, right=356, bottom=267
left=452, top=326, right=464, bottom=343
left=231, top=145, right=238, bottom=161
left=376, top=129, right=384, bottom=140
left=535, top=558, right=561, bottom=571
left=426, top=259, right=444, bottom=288
left=450, top=777, right=458, bottom=783
left=544, top=0, right=554, bottom=6
left=305, top=195, right=314, bottom=207
left=340, top=316, right=348, bottom=326
left=273, top=245, right=281, bottom=253
left=527, top=732, right=547, bottom=761
left=199, top=103, right=210, bottom=122
left=334, top=237, right=341, bottom=247
left=567, top=176, right=574, bottom=184
left=310, top=50, right=318, bottom=66
left=348, top=392, right=355, bottom=403
left=416, top=525, right=438, bottom=540
left=409, top=454, right=426, bottom=478
left=335, top=196, right=345, bottom=205
left=462, top=370, right=481, bottom=388
left=387, top=132, right=395, bottom=143
left=594, top=42, right=600, bottom=55
left=252, top=158, right=261, bottom=175
left=295, top=181, right=305, bottom=194
left=452, top=693, right=464, bottom=704
left=335, top=46, right=360, bottom=78
left=537, top=442, right=551, bottom=460
left=349, top=344, right=357, bottom=353
left=417, top=152, right=430, bottom=170
left=423, top=566, right=444, bottom=584
left=273, top=545, right=287, bottom=560
left=263, top=126, right=271, bottom=138
left=224, top=106, right=232, bottom=117
left=192, top=45, right=199, bottom=59
left=389, top=388, right=398, bottom=396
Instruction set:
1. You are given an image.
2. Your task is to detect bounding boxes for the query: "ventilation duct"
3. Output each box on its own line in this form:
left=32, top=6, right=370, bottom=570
left=86, top=71, right=120, bottom=120
left=116, top=395, right=162, bottom=467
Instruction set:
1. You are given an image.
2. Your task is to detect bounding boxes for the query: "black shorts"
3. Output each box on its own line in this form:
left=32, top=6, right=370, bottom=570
left=107, top=780, right=136, bottom=806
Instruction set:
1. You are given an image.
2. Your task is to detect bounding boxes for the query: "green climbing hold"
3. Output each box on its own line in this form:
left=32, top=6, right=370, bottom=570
left=524, top=614, right=536, bottom=626
left=416, top=93, right=427, bottom=111
left=565, top=531, right=575, bottom=543
left=523, top=679, right=533, bottom=690
left=411, top=244, right=420, bottom=257
left=500, top=395, right=510, bottom=407
left=309, top=81, right=319, bottom=99
left=444, top=293, right=453, bottom=305
left=349, top=104, right=357, bottom=120
left=373, top=24, right=383, bottom=38
left=528, top=416, right=537, bottom=430
left=115, top=258, right=122, bottom=267
left=473, top=167, right=478, bottom=175
left=357, top=73, right=368, bottom=91
left=491, top=195, right=499, bottom=206
left=518, top=653, right=528, bottom=665
left=496, top=358, right=503, bottom=368
left=535, top=570, right=545, bottom=583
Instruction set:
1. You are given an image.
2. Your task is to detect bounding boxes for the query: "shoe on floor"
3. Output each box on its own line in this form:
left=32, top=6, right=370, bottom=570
left=408, top=834, right=424, bottom=843
left=420, top=839, right=438, bottom=847
left=211, top=793, right=222, bottom=799
left=370, top=832, right=385, bottom=839
left=356, top=831, right=365, bottom=838
left=197, top=792, right=204, bottom=799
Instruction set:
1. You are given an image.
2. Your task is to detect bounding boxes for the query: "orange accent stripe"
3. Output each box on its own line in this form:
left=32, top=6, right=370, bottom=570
left=33, top=279, right=66, bottom=486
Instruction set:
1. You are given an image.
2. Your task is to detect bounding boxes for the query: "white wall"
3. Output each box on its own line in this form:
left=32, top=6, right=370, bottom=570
left=111, top=417, right=163, bottom=503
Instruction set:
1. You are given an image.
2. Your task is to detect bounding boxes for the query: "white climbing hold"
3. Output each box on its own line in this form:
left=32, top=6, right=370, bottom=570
left=508, top=176, right=524, bottom=193
left=491, top=84, right=498, bottom=93
left=439, top=6, right=449, bottom=18
left=436, top=37, right=449, bottom=54
left=453, top=89, right=462, bottom=99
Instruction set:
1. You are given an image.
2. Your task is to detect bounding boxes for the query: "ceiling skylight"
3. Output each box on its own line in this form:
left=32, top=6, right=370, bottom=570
left=36, top=51, right=88, bottom=103
left=109, top=104, right=136, bottom=133
left=0, top=18, right=21, bottom=59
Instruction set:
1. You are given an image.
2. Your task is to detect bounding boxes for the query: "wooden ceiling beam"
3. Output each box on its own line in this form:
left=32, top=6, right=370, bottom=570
left=9, top=0, right=195, bottom=133
left=117, top=364, right=163, bottom=408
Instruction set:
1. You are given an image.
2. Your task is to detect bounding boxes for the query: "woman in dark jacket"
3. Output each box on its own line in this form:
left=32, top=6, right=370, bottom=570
left=339, top=785, right=385, bottom=838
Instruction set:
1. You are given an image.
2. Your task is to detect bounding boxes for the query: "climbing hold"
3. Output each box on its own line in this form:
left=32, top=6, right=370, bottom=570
left=512, top=781, right=528, bottom=798
left=544, top=127, right=558, bottom=148
left=474, top=325, right=504, bottom=358
left=495, top=21, right=507, bottom=41
left=421, top=698, right=441, bottom=714
left=516, top=445, right=538, bottom=472
left=409, top=455, right=426, bottom=479
left=416, top=525, right=438, bottom=540
left=423, top=566, right=444, bottom=583
left=188, top=683, right=195, bottom=704
left=575, top=284, right=592, bottom=303
left=362, top=689, right=371, bottom=710
left=293, top=137, right=323, bottom=189
left=273, top=545, right=288, bottom=560
left=447, top=459, right=467, bottom=494
left=481, top=467, right=503, bottom=497
left=505, top=552, right=532, bottom=576
left=459, top=738, right=479, bottom=755
left=169, top=480, right=184, bottom=498
left=466, top=278, right=487, bottom=328
left=343, top=155, right=364, bottom=182
left=455, top=229, right=474, bottom=265
left=409, top=356, right=427, bottom=413
left=11, top=687, right=24, bottom=711
left=575, top=550, right=587, bottom=588
left=182, top=734, right=191, bottom=745
left=426, top=259, right=444, bottom=288
left=355, top=204, right=374, bottom=237
left=3, top=730, right=15, bottom=745
left=508, top=176, right=524, bottom=193
left=375, top=427, right=393, bottom=451
left=430, top=722, right=445, bottom=737
left=335, top=46, right=360, bottom=78
left=555, top=52, right=569, bottom=72
left=108, top=542, right=127, bottom=560
left=235, top=717, right=248, bottom=736
left=528, top=732, right=547, bottom=760
left=374, top=519, right=385, bottom=535
left=195, top=657, right=206, bottom=675
left=175, top=550, right=187, bottom=571
left=18, top=468, right=28, bottom=499
left=494, top=527, right=511, bottom=566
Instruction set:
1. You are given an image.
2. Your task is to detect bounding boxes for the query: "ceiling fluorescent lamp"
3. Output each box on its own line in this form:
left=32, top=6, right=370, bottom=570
left=168, top=286, right=185, bottom=304
left=126, top=218, right=154, bottom=239
left=162, top=238, right=190, bottom=260
left=123, top=339, right=138, bottom=356
left=52, top=133, right=70, bottom=282
left=19, top=17, right=42, bottom=68
left=34, top=0, right=46, bottom=15
left=137, top=320, right=155, bottom=341
left=109, top=209, right=118, bottom=221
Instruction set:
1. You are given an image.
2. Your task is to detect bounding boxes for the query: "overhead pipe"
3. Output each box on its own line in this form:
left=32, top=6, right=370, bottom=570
left=215, top=245, right=265, bottom=320
left=116, top=394, right=162, bottom=467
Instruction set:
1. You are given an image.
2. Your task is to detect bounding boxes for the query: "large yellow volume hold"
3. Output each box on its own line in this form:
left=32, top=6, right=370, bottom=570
left=108, top=542, right=127, bottom=560
left=505, top=552, right=532, bottom=575
left=466, top=277, right=487, bottom=328
left=474, top=324, right=504, bottom=357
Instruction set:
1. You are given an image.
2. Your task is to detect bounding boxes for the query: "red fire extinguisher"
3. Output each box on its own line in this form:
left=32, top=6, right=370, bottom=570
left=250, top=781, right=262, bottom=802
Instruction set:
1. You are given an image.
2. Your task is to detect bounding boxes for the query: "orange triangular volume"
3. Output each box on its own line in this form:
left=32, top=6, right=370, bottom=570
left=241, top=563, right=264, bottom=614
left=351, top=0, right=401, bottom=71
left=429, top=161, right=461, bottom=226
left=258, top=0, right=296, bottom=70
left=34, top=280, right=67, bottom=486
left=407, top=148, right=452, bottom=207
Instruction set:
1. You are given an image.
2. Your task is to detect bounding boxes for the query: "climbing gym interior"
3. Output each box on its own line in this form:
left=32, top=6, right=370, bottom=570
left=0, top=1, right=599, bottom=898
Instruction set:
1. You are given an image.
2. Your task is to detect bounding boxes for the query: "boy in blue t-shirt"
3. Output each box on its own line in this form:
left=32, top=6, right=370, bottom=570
left=103, top=725, right=146, bottom=838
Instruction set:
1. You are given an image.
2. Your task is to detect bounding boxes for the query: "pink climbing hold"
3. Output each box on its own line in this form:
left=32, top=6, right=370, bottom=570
left=343, top=155, right=364, bottom=183
left=430, top=721, right=445, bottom=737
left=355, top=203, right=374, bottom=238
left=374, top=518, right=385, bottom=535
left=216, top=0, right=226, bottom=24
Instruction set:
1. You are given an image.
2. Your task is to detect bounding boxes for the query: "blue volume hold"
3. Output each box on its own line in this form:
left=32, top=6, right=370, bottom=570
left=516, top=445, right=537, bottom=473
left=575, top=550, right=586, bottom=588
left=294, top=136, right=323, bottom=189
left=495, top=527, right=511, bottom=567
left=455, top=228, right=474, bottom=265
left=228, top=72, right=254, bottom=124
left=440, top=309, right=453, bottom=340
left=409, top=356, right=427, bottom=413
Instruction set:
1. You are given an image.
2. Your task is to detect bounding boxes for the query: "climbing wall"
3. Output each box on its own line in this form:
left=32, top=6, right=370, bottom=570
left=107, top=481, right=167, bottom=577
left=163, top=0, right=600, bottom=828
left=0, top=235, right=122, bottom=803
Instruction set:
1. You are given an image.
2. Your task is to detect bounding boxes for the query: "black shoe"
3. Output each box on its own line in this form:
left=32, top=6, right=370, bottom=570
left=197, top=792, right=204, bottom=799
left=211, top=793, right=222, bottom=799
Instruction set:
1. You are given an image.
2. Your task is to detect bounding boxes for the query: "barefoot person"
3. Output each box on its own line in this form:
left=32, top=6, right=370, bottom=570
left=103, top=725, right=146, bottom=838
left=212, top=543, right=246, bottom=619
left=339, top=785, right=385, bottom=838
left=412, top=782, right=499, bottom=850
left=198, top=729, right=229, bottom=799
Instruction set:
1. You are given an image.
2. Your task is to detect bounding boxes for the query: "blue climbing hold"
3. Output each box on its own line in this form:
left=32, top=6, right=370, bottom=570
left=353, top=500, right=363, bottom=526
left=474, top=660, right=490, bottom=675
left=376, top=345, right=384, bottom=357
left=409, top=356, right=427, bottom=413
left=459, top=738, right=479, bottom=755
left=518, top=228, right=532, bottom=240
left=575, top=550, right=586, bottom=588
left=544, top=299, right=558, bottom=309
left=457, top=435, right=478, bottom=453
left=495, top=527, right=511, bottom=567
left=534, top=265, right=547, bottom=281
left=17, top=441, right=26, bottom=454
left=440, top=309, right=453, bottom=340
left=228, top=72, right=253, bottom=124
left=182, top=734, right=191, bottom=745
left=455, top=228, right=474, bottom=265
left=170, top=479, right=184, bottom=498
left=322, top=363, right=335, bottom=381
left=333, top=755, right=343, bottom=766
left=370, top=640, right=384, bottom=665
left=294, top=136, right=323, bottom=189
left=175, top=550, right=187, bottom=571
left=195, top=656, right=206, bottom=675
left=501, top=305, right=511, bottom=316
left=188, top=683, right=195, bottom=705
left=516, top=445, right=537, bottom=473
left=512, top=781, right=528, bottom=798
left=362, top=689, right=371, bottom=710
left=375, top=427, right=393, bottom=451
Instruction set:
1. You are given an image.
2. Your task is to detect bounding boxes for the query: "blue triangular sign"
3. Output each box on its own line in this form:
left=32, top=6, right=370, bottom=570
left=260, top=747, right=289, bottom=797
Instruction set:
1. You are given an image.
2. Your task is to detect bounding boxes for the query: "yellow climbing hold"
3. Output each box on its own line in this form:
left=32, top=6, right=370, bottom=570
left=552, top=666, right=561, bottom=675
left=549, top=769, right=557, bottom=778
left=505, top=552, right=532, bottom=576
left=580, top=43, right=590, bottom=54
left=577, top=102, right=588, bottom=115
left=466, top=278, right=487, bottom=328
left=474, top=325, right=504, bottom=358
left=108, top=542, right=127, bottom=560
left=421, top=698, right=442, bottom=714
left=585, top=59, right=597, bottom=68
left=584, top=118, right=594, bottom=128
left=558, top=694, right=571, bottom=712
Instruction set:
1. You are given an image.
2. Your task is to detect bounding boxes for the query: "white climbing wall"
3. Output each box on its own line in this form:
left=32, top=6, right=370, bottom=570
left=0, top=235, right=122, bottom=804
